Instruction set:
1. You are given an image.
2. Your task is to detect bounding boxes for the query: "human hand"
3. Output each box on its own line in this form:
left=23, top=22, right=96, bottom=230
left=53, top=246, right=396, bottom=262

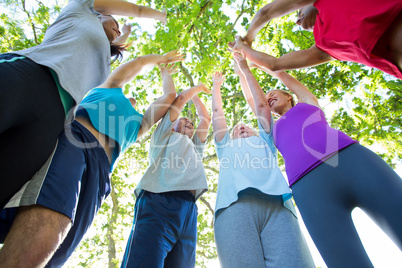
left=121, top=23, right=132, bottom=35
left=228, top=35, right=247, bottom=53
left=159, top=63, right=179, bottom=75
left=212, top=71, right=225, bottom=86
left=232, top=51, right=249, bottom=72
left=198, top=83, right=212, bottom=95
left=162, top=50, right=186, bottom=64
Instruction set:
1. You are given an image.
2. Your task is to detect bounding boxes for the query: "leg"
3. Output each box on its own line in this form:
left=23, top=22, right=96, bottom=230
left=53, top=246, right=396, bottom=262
left=259, top=196, right=315, bottom=268
left=0, top=56, right=65, bottom=208
left=0, top=123, right=103, bottom=267
left=46, top=123, right=111, bottom=267
left=164, top=193, right=197, bottom=268
left=0, top=205, right=71, bottom=268
left=121, top=191, right=180, bottom=268
left=214, top=196, right=265, bottom=268
left=292, top=148, right=374, bottom=268
left=341, top=144, right=402, bottom=249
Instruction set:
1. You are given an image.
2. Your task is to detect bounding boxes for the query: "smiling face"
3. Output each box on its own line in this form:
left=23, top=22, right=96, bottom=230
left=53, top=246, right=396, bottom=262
left=173, top=117, right=195, bottom=138
left=231, top=123, right=256, bottom=139
left=100, top=15, right=121, bottom=43
left=296, top=4, right=318, bottom=31
left=266, top=90, right=294, bottom=116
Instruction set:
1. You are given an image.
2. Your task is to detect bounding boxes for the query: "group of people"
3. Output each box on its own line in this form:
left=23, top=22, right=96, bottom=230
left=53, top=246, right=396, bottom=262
left=0, top=0, right=401, bottom=267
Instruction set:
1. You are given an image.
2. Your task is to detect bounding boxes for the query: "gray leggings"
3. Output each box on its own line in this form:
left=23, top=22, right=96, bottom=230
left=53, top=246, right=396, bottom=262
left=292, top=143, right=402, bottom=267
left=214, top=191, right=315, bottom=268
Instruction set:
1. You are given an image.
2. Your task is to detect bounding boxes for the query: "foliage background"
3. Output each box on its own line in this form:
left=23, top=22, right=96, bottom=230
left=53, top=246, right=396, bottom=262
left=1, top=0, right=401, bottom=267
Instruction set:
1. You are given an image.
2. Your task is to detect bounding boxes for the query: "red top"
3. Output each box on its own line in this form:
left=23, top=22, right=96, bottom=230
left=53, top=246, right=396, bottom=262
left=313, top=0, right=402, bottom=79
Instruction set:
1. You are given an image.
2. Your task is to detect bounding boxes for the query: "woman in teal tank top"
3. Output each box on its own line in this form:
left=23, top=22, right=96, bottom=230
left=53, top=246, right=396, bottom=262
left=0, top=51, right=185, bottom=267
left=233, top=51, right=402, bottom=268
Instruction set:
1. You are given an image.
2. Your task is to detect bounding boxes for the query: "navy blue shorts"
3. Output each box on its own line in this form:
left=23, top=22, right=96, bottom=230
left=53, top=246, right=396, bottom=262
left=121, top=190, right=198, bottom=268
left=0, top=120, right=111, bottom=267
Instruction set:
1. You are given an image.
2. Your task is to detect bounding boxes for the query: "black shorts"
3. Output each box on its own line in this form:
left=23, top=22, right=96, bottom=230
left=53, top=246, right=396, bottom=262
left=0, top=53, right=65, bottom=209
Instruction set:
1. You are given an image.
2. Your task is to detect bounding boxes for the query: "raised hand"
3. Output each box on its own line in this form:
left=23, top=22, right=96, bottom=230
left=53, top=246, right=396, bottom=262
left=162, top=50, right=186, bottom=64
left=228, top=35, right=247, bottom=53
left=232, top=51, right=249, bottom=72
left=159, top=63, right=179, bottom=75
left=212, top=71, right=225, bottom=86
left=121, top=23, right=132, bottom=35
left=199, top=83, right=212, bottom=95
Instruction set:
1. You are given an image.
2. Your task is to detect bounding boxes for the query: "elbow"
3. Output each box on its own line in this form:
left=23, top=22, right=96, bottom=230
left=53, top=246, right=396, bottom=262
left=269, top=60, right=281, bottom=72
left=176, top=93, right=185, bottom=102
left=202, top=116, right=212, bottom=127
left=256, top=5, right=271, bottom=21
left=134, top=5, right=145, bottom=18
left=257, top=103, right=270, bottom=112
left=165, top=92, right=177, bottom=103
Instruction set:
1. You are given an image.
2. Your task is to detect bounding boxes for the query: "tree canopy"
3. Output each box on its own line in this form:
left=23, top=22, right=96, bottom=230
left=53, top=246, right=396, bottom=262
left=1, top=0, right=401, bottom=267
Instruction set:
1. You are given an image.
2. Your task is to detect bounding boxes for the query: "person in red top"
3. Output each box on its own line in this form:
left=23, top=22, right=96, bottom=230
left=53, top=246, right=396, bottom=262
left=230, top=0, right=402, bottom=79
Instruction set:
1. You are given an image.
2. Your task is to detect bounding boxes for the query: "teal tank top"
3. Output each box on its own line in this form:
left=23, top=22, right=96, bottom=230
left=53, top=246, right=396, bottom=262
left=77, top=87, right=143, bottom=167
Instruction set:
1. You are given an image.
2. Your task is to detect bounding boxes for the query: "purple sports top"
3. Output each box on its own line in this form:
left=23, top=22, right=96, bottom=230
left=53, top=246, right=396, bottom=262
left=273, top=103, right=358, bottom=186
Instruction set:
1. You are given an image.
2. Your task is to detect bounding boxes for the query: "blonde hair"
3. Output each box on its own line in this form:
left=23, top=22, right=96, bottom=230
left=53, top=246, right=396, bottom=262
left=268, top=89, right=296, bottom=107
left=230, top=122, right=259, bottom=139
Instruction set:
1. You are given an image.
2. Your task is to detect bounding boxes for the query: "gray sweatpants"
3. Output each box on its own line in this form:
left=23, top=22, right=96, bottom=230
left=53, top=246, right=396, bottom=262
left=214, top=191, right=314, bottom=268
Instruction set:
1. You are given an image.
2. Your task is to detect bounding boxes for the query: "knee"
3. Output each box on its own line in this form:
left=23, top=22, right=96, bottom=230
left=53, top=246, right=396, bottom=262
left=0, top=205, right=72, bottom=267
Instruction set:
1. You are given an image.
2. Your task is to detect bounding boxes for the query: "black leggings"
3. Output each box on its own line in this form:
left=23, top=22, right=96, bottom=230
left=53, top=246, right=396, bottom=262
left=292, top=143, right=402, bottom=268
left=0, top=54, right=65, bottom=209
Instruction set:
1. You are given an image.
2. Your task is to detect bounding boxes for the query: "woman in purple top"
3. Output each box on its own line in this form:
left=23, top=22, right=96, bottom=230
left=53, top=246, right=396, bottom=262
left=233, top=51, right=402, bottom=268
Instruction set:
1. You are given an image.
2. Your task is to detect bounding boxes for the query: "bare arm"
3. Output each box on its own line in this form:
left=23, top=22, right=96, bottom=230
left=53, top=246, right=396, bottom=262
left=233, top=61, right=256, bottom=115
left=192, top=95, right=211, bottom=143
left=169, top=84, right=210, bottom=122
left=211, top=72, right=228, bottom=143
left=243, top=0, right=315, bottom=44
left=137, top=64, right=179, bottom=139
left=94, top=0, right=167, bottom=24
left=230, top=37, right=333, bottom=71
left=233, top=52, right=272, bottom=133
left=274, top=71, right=319, bottom=107
left=99, top=50, right=185, bottom=89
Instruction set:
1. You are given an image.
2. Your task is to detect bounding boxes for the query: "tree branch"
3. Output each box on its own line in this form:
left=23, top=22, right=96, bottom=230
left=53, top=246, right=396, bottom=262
left=21, top=0, right=39, bottom=44
left=204, top=165, right=219, bottom=174
left=222, top=92, right=244, bottom=100
left=199, top=196, right=214, bottom=215
left=179, top=62, right=195, bottom=87
left=138, top=132, right=152, bottom=145
left=203, top=153, right=217, bottom=163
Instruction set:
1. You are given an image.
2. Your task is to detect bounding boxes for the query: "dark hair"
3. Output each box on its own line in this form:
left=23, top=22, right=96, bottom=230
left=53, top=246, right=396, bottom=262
left=110, top=43, right=127, bottom=62
left=100, top=14, right=128, bottom=62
